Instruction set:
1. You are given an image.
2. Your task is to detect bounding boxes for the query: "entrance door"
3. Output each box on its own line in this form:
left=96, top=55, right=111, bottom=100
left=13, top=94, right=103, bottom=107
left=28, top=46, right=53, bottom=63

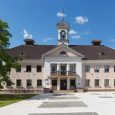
left=60, top=79, right=67, bottom=90
left=70, top=79, right=76, bottom=90
left=51, top=79, right=57, bottom=90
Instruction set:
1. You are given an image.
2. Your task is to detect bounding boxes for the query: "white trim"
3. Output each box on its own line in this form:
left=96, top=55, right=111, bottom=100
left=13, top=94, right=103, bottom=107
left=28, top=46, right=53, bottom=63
left=42, top=44, right=84, bottom=58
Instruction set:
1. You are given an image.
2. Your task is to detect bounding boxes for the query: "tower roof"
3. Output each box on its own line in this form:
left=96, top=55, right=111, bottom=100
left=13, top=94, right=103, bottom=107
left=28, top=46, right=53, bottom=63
left=57, top=19, right=70, bottom=29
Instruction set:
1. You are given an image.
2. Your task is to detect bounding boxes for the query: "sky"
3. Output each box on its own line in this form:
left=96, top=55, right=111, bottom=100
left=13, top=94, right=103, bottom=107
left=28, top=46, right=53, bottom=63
left=0, top=0, right=115, bottom=48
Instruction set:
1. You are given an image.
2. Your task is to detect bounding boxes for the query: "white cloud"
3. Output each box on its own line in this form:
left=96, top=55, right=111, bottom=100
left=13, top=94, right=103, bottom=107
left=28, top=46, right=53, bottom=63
left=43, top=37, right=54, bottom=42
left=57, top=11, right=66, bottom=18
left=71, top=35, right=80, bottom=39
left=75, top=16, right=88, bottom=24
left=23, top=29, right=32, bottom=39
left=69, top=29, right=77, bottom=35
left=80, top=31, right=91, bottom=35
left=109, top=38, right=115, bottom=43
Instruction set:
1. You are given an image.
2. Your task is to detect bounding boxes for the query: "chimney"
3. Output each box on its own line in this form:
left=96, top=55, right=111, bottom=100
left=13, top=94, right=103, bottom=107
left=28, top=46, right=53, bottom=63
left=91, top=39, right=102, bottom=46
left=24, top=39, right=35, bottom=45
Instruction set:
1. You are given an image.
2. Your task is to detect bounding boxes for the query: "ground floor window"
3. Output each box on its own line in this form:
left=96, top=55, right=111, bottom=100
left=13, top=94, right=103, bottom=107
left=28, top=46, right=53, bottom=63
left=37, top=79, right=42, bottom=86
left=70, top=79, right=75, bottom=86
left=104, top=79, right=109, bottom=87
left=52, top=79, right=57, bottom=86
left=6, top=82, right=12, bottom=87
left=26, top=79, right=32, bottom=87
left=16, top=79, right=22, bottom=87
left=95, top=79, right=100, bottom=87
left=114, top=79, right=115, bottom=86
left=85, top=79, right=90, bottom=86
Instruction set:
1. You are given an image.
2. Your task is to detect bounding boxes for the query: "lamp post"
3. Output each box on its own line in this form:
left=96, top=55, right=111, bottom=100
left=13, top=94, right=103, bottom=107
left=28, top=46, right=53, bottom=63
left=104, top=73, right=107, bottom=97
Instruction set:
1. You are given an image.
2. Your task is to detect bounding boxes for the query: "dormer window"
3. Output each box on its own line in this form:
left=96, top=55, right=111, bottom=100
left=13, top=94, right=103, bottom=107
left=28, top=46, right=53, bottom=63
left=60, top=51, right=66, bottom=55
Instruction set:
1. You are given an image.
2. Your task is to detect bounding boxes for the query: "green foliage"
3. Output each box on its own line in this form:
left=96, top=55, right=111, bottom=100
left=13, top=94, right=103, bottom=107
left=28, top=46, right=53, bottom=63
left=0, top=94, right=37, bottom=107
left=0, top=19, right=18, bottom=86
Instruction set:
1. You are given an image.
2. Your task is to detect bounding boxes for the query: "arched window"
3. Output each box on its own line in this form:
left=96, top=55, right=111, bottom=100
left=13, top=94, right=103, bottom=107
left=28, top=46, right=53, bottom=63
left=60, top=30, right=66, bottom=40
left=60, top=51, right=66, bottom=54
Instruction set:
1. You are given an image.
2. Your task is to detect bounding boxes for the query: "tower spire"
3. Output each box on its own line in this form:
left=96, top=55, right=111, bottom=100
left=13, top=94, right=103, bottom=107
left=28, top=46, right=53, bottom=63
left=62, top=9, right=65, bottom=21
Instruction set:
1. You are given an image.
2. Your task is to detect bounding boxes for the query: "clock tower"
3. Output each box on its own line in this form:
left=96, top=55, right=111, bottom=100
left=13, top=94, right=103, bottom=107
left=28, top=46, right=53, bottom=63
left=57, top=19, right=70, bottom=46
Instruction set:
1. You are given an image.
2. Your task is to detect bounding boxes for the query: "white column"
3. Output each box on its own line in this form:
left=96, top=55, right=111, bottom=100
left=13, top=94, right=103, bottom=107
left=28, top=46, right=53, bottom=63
left=67, top=63, right=69, bottom=76
left=57, top=63, right=60, bottom=75
left=57, top=77, right=60, bottom=90
left=75, top=77, right=77, bottom=89
left=67, top=77, right=70, bottom=90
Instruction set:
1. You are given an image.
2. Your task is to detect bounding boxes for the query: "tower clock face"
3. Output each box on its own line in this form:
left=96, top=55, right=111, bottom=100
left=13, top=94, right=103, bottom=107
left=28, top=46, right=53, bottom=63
left=60, top=30, right=66, bottom=40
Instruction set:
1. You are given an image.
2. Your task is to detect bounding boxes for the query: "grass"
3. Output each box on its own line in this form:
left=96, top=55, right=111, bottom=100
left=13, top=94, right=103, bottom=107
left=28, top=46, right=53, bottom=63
left=0, top=94, right=37, bottom=107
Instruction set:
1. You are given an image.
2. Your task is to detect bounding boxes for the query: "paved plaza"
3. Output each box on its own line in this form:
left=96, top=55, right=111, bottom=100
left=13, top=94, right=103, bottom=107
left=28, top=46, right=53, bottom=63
left=0, top=92, right=115, bottom=115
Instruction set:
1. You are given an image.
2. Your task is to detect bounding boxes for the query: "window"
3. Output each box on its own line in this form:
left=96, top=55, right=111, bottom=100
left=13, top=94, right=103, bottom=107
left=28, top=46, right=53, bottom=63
left=26, top=65, right=31, bottom=72
left=60, top=51, right=66, bottom=55
left=104, top=79, right=109, bottom=87
left=95, top=79, right=100, bottom=86
left=20, top=51, right=25, bottom=55
left=114, top=65, right=115, bottom=72
left=6, top=82, right=12, bottom=86
left=26, top=79, right=32, bottom=87
left=70, top=64, right=76, bottom=72
left=16, top=67, right=21, bottom=72
left=114, top=79, right=115, bottom=86
left=104, top=65, right=109, bottom=73
left=85, top=79, right=90, bottom=86
left=16, top=79, right=21, bottom=87
left=52, top=80, right=57, bottom=86
left=85, top=65, right=90, bottom=72
left=51, top=64, right=57, bottom=72
left=37, top=65, right=42, bottom=72
left=70, top=79, right=76, bottom=86
left=60, top=30, right=66, bottom=40
left=94, top=65, right=100, bottom=72
left=37, top=79, right=42, bottom=86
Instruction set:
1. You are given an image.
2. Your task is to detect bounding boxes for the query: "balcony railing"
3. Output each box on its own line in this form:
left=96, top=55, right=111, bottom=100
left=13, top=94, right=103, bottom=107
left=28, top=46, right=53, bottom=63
left=68, top=71, right=76, bottom=76
left=50, top=71, right=76, bottom=76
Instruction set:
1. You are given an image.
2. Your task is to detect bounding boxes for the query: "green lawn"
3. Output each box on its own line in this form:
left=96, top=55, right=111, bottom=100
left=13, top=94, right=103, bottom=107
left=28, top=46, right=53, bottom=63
left=0, top=94, right=37, bottom=107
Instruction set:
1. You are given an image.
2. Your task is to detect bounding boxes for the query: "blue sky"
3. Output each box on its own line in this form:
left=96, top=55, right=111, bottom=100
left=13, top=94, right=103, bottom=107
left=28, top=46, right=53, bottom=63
left=0, top=0, right=115, bottom=48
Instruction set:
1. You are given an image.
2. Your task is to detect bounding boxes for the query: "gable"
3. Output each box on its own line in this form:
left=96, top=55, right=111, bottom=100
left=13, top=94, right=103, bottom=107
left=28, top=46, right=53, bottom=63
left=42, top=44, right=84, bottom=58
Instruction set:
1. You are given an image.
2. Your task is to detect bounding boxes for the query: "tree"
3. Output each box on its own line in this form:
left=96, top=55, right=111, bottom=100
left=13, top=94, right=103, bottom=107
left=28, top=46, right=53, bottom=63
left=0, top=19, right=18, bottom=87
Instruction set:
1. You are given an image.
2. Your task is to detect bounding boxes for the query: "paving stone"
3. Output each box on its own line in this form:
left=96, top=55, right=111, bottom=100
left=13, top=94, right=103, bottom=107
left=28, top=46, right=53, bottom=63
left=53, top=94, right=74, bottom=96
left=49, top=96, right=78, bottom=100
left=39, top=101, right=88, bottom=108
left=29, top=112, right=98, bottom=115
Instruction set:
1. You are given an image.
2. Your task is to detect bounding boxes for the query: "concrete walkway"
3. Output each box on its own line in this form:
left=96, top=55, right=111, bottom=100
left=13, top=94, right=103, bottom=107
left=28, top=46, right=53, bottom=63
left=0, top=92, right=115, bottom=115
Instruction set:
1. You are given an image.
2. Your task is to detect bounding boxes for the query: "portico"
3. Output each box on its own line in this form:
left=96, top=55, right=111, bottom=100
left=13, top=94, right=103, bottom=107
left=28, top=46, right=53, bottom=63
left=49, top=63, right=78, bottom=90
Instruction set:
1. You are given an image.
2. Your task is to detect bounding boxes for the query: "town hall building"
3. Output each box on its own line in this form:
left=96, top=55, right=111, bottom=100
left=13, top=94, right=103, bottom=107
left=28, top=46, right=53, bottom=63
left=7, top=19, right=115, bottom=91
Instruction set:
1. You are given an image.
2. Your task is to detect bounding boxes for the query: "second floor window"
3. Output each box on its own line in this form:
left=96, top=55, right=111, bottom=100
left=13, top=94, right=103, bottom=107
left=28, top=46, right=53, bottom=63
left=37, top=65, right=42, bottom=72
left=51, top=64, right=57, bottom=72
left=26, top=65, right=31, bottom=72
left=70, top=64, right=76, bottom=72
left=104, top=65, right=109, bottom=73
left=94, top=65, right=100, bottom=72
left=85, top=65, right=90, bottom=72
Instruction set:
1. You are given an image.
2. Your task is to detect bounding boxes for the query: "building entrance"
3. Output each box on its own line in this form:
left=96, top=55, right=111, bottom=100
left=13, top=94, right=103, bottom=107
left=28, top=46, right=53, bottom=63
left=60, top=79, right=67, bottom=90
